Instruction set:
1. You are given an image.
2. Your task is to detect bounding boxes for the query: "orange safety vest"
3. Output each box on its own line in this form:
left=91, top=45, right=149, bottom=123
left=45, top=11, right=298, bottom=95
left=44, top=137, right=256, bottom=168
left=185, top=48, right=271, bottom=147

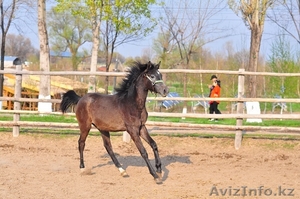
left=209, top=85, right=221, bottom=104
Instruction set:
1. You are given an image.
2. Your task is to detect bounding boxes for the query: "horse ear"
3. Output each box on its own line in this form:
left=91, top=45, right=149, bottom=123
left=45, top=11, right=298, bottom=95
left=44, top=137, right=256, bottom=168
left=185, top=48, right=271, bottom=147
left=156, top=61, right=161, bottom=69
left=144, top=61, right=152, bottom=72
left=147, top=61, right=152, bottom=68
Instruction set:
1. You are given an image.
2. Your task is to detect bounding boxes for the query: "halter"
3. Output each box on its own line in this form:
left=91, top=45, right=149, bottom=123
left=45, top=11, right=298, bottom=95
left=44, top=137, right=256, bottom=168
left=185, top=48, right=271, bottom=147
left=145, top=74, right=164, bottom=86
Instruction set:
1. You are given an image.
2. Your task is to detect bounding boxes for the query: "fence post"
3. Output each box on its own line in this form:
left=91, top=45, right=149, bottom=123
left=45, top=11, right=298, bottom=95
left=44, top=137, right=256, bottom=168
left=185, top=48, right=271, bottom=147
left=235, top=68, right=245, bottom=149
left=13, top=58, right=22, bottom=137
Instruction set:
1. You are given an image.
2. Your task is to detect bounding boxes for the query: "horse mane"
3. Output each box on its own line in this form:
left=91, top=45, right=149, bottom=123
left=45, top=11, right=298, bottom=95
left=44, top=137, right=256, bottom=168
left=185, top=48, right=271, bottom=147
left=115, top=61, right=149, bottom=98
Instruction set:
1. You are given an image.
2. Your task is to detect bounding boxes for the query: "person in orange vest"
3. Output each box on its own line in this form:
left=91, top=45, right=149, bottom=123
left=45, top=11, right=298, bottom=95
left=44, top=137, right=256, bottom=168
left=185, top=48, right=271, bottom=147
left=208, top=75, right=221, bottom=121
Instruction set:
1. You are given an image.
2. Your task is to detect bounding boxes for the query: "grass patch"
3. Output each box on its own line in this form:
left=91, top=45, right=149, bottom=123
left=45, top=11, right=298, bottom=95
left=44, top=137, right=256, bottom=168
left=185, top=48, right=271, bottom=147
left=282, top=142, right=299, bottom=149
left=149, top=116, right=300, bottom=127
left=1, top=114, right=300, bottom=141
left=1, top=113, right=299, bottom=127
left=0, top=114, right=77, bottom=123
left=150, top=133, right=235, bottom=138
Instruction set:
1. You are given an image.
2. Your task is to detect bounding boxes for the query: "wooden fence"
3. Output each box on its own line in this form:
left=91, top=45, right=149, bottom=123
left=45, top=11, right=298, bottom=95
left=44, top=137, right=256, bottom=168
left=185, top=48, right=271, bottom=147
left=1, top=66, right=300, bottom=149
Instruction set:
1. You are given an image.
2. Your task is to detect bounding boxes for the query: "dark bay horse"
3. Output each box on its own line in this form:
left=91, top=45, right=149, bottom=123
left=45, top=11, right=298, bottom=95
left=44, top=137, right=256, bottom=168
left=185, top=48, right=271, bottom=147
left=60, top=61, right=169, bottom=184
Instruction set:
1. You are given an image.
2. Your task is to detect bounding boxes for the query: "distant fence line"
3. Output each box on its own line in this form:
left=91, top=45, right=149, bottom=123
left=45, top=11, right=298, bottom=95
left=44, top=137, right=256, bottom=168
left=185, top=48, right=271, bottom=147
left=1, top=67, right=300, bottom=149
left=1, top=68, right=300, bottom=104
left=1, top=109, right=300, bottom=120
left=1, top=68, right=300, bottom=77
left=1, top=96, right=300, bottom=104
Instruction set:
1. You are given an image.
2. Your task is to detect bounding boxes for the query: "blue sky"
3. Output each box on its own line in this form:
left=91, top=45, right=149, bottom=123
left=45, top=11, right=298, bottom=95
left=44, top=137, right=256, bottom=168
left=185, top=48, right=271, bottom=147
left=10, top=2, right=298, bottom=60
left=106, top=5, right=297, bottom=59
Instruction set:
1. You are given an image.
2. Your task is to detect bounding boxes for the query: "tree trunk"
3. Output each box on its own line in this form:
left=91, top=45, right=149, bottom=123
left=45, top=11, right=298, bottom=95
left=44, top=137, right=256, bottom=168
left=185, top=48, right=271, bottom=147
left=104, top=44, right=114, bottom=94
left=38, top=0, right=51, bottom=112
left=0, top=0, right=16, bottom=101
left=248, top=23, right=263, bottom=98
left=0, top=31, right=5, bottom=99
left=0, top=2, right=4, bottom=99
left=88, top=19, right=100, bottom=93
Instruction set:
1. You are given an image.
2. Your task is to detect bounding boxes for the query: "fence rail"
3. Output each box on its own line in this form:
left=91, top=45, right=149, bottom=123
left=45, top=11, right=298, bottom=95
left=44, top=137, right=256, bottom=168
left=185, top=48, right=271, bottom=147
left=1, top=110, right=300, bottom=120
left=2, top=69, right=300, bottom=77
left=2, top=96, right=300, bottom=104
left=2, top=67, right=300, bottom=149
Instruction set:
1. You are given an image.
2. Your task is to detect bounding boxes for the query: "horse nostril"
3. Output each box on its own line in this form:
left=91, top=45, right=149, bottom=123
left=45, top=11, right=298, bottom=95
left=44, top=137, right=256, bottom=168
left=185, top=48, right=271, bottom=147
left=164, top=87, right=169, bottom=95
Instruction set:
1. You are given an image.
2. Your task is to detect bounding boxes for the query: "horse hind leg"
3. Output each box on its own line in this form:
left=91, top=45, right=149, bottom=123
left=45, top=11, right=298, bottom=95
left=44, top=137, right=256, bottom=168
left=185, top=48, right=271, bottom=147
left=78, top=123, right=91, bottom=171
left=100, top=130, right=129, bottom=177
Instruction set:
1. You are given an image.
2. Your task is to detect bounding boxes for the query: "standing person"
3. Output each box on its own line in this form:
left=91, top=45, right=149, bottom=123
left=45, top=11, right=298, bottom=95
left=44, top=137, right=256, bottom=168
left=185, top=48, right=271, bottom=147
left=208, top=75, right=221, bottom=121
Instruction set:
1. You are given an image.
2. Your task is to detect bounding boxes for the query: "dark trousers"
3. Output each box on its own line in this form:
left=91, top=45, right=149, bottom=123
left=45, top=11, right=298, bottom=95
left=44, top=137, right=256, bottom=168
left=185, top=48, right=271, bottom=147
left=209, top=101, right=221, bottom=114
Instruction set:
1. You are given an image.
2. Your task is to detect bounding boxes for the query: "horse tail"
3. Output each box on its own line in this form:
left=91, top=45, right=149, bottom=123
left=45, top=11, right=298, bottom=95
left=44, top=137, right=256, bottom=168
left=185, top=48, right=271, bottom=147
left=60, top=90, right=81, bottom=113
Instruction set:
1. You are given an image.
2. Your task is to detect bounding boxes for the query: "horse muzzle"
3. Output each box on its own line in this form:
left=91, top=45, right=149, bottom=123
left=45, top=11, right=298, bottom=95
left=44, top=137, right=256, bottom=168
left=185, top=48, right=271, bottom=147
left=155, top=84, right=169, bottom=97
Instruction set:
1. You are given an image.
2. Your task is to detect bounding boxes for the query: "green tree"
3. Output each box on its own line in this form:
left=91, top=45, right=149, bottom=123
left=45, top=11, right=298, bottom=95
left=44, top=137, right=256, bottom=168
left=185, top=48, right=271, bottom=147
left=158, top=0, right=228, bottom=110
left=153, top=31, right=175, bottom=69
left=48, top=8, right=92, bottom=71
left=268, top=33, right=300, bottom=98
left=100, top=0, right=158, bottom=93
left=228, top=0, right=281, bottom=98
left=55, top=0, right=103, bottom=92
left=55, top=0, right=158, bottom=93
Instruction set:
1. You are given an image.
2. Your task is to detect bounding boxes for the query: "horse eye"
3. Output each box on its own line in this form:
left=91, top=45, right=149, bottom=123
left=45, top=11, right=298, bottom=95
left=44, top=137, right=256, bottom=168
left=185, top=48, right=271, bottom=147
left=150, top=75, right=155, bottom=79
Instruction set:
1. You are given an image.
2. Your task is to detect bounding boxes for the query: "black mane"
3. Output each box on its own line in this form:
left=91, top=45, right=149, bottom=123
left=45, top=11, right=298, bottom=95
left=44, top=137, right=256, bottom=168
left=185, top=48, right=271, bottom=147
left=115, top=62, right=149, bottom=98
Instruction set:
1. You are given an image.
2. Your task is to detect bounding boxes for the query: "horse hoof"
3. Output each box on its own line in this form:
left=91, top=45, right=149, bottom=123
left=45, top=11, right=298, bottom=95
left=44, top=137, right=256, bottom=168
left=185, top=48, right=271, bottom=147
left=119, top=167, right=129, bottom=177
left=154, top=177, right=163, bottom=184
left=121, top=171, right=129, bottom=177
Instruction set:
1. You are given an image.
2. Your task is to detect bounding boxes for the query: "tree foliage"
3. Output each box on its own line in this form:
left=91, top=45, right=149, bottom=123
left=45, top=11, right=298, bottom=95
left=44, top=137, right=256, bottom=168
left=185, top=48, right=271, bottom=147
left=101, top=0, right=157, bottom=67
left=158, top=0, right=228, bottom=68
left=228, top=0, right=280, bottom=97
left=155, top=0, right=228, bottom=108
left=55, top=0, right=158, bottom=93
left=48, top=8, right=92, bottom=71
left=267, top=33, right=300, bottom=98
left=55, top=0, right=158, bottom=66
left=5, top=34, right=38, bottom=60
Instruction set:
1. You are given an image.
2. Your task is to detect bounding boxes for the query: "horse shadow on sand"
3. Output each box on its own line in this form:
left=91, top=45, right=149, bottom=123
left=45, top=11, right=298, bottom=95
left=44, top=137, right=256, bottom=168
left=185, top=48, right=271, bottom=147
left=90, top=153, right=192, bottom=182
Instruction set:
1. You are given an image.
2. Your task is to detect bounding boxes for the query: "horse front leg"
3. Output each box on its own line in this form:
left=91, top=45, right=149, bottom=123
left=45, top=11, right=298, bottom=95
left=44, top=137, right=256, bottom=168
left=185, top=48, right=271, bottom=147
left=100, top=130, right=129, bottom=177
left=140, top=126, right=162, bottom=179
left=128, top=127, right=162, bottom=184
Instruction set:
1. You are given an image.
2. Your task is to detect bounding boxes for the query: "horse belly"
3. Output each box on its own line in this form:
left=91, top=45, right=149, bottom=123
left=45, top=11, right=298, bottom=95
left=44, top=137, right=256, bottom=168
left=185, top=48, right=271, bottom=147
left=86, top=94, right=126, bottom=131
left=92, top=115, right=126, bottom=132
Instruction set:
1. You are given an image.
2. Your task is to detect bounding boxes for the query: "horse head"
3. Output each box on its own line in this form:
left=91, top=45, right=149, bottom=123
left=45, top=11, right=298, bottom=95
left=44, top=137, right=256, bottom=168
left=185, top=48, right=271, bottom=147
left=144, top=61, right=169, bottom=97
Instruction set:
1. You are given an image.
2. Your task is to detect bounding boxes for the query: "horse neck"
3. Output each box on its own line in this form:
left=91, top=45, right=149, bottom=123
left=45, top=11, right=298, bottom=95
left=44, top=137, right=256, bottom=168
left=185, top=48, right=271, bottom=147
left=134, top=78, right=149, bottom=110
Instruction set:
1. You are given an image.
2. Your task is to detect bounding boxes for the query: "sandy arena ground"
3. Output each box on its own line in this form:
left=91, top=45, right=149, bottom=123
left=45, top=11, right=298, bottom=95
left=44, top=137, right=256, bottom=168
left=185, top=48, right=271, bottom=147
left=0, top=132, right=299, bottom=199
